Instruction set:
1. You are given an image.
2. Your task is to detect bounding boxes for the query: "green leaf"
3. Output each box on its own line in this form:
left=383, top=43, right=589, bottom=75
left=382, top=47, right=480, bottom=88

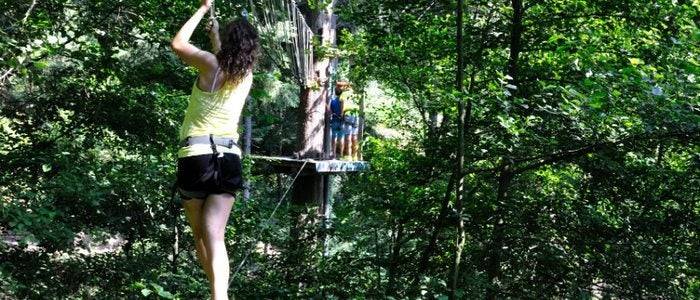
left=34, top=60, right=49, bottom=69
left=629, top=58, right=644, bottom=66
left=157, top=290, right=174, bottom=299
left=141, top=289, right=152, bottom=297
left=42, top=164, right=52, bottom=172
left=150, top=283, right=163, bottom=292
left=47, top=35, right=58, bottom=44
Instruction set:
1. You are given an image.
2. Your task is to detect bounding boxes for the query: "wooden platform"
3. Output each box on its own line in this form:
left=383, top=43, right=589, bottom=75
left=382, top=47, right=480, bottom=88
left=249, top=155, right=370, bottom=174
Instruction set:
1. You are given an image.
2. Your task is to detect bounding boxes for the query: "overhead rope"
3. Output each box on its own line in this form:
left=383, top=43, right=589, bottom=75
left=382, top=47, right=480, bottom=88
left=248, top=0, right=314, bottom=86
left=210, top=0, right=215, bottom=19
left=208, top=0, right=314, bottom=85
left=229, top=159, right=309, bottom=283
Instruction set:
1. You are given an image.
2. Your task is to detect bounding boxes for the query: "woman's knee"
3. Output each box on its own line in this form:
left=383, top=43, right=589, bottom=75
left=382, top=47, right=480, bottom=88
left=201, top=193, right=234, bottom=241
left=203, top=224, right=226, bottom=242
left=191, top=225, right=206, bottom=241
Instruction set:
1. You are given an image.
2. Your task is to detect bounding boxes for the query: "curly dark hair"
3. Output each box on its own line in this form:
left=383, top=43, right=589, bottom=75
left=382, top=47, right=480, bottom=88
left=216, top=18, right=259, bottom=84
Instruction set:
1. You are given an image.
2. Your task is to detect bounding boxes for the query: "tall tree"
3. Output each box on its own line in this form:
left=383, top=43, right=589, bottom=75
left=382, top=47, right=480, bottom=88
left=451, top=0, right=467, bottom=298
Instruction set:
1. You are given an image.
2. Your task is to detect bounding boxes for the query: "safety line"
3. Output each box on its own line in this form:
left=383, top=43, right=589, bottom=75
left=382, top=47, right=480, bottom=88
left=229, top=159, right=309, bottom=283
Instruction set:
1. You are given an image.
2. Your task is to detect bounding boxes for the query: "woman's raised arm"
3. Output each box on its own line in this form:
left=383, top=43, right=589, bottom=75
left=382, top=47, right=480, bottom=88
left=171, top=0, right=217, bottom=74
left=207, top=18, right=221, bottom=54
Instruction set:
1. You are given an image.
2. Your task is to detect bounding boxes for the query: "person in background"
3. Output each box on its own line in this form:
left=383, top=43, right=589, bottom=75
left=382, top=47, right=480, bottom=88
left=341, top=87, right=360, bottom=160
left=329, top=88, right=345, bottom=159
left=171, top=0, right=259, bottom=298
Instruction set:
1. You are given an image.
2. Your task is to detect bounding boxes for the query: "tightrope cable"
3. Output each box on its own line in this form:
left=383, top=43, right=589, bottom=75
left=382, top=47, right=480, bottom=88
left=229, top=159, right=309, bottom=283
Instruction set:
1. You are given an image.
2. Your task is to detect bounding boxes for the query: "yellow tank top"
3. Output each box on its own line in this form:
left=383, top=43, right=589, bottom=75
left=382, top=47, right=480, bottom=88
left=341, top=92, right=360, bottom=115
left=177, top=71, right=253, bottom=158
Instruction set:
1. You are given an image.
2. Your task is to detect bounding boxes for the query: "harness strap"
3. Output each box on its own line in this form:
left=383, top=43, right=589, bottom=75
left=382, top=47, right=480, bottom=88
left=180, top=135, right=237, bottom=148
left=208, top=134, right=219, bottom=156
left=211, top=67, right=220, bottom=92
left=208, top=134, right=221, bottom=185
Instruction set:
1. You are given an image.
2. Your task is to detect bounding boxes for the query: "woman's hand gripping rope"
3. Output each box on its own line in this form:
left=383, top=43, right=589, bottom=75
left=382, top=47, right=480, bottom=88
left=205, top=0, right=221, bottom=53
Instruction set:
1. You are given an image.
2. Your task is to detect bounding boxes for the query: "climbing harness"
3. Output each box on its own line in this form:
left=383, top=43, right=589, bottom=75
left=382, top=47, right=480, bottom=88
left=180, top=135, right=237, bottom=148
left=169, top=154, right=310, bottom=285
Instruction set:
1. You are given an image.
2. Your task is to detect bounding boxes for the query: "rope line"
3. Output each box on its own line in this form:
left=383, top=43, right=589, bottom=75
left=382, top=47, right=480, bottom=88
left=209, top=0, right=215, bottom=19
left=229, top=159, right=309, bottom=283
left=249, top=0, right=314, bottom=85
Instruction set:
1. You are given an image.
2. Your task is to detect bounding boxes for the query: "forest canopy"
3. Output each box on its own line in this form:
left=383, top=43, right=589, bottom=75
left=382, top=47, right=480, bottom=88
left=1, top=0, right=698, bottom=298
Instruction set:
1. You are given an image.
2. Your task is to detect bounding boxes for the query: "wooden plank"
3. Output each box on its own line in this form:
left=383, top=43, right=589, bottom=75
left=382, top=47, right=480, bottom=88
left=248, top=155, right=369, bottom=174
left=314, top=159, right=369, bottom=173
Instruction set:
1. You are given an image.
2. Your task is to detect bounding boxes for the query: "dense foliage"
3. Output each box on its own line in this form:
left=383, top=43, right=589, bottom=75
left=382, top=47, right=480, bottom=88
left=1, top=0, right=698, bottom=298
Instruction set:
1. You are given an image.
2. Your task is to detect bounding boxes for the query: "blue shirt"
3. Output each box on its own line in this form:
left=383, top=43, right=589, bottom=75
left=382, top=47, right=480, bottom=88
left=330, top=96, right=342, bottom=122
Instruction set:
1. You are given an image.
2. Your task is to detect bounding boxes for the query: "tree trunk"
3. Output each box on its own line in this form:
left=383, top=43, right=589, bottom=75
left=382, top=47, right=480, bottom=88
left=297, top=86, right=326, bottom=159
left=387, top=221, right=404, bottom=296
left=450, top=0, right=467, bottom=298
left=288, top=2, right=337, bottom=291
left=415, top=172, right=456, bottom=276
left=506, top=0, right=524, bottom=92
left=482, top=3, right=524, bottom=293
left=485, top=168, right=514, bottom=300
left=374, top=227, right=382, bottom=294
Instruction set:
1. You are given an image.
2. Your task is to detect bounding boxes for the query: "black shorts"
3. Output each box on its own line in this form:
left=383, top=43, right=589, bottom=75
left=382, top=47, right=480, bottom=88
left=176, top=152, right=243, bottom=200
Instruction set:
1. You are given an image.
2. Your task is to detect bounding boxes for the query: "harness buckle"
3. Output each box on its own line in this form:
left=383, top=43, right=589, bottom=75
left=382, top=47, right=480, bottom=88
left=208, top=134, right=219, bottom=155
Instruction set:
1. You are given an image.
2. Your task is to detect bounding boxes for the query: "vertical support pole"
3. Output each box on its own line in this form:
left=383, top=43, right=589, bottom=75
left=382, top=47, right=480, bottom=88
left=358, top=90, right=365, bottom=161
left=323, top=66, right=333, bottom=160
left=321, top=174, right=331, bottom=257
left=321, top=11, right=338, bottom=259
left=289, top=174, right=324, bottom=288
left=324, top=13, right=338, bottom=160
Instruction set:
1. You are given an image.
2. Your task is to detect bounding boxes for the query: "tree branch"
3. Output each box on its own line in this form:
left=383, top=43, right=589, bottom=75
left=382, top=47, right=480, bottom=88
left=523, top=12, right=625, bottom=28
left=459, top=129, right=698, bottom=177
left=512, top=129, right=699, bottom=174
left=22, top=0, right=37, bottom=23
left=0, top=68, right=15, bottom=84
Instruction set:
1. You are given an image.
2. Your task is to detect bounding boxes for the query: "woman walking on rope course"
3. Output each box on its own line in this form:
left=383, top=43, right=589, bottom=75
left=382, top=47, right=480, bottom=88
left=171, top=0, right=258, bottom=299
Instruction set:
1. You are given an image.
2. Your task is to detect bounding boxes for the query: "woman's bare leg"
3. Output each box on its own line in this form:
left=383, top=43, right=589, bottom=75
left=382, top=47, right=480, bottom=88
left=202, top=193, right=235, bottom=300
left=351, top=134, right=359, bottom=160
left=335, top=135, right=344, bottom=159
left=182, top=198, right=213, bottom=282
left=331, top=136, right=337, bottom=159
left=344, top=134, right=352, bottom=158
